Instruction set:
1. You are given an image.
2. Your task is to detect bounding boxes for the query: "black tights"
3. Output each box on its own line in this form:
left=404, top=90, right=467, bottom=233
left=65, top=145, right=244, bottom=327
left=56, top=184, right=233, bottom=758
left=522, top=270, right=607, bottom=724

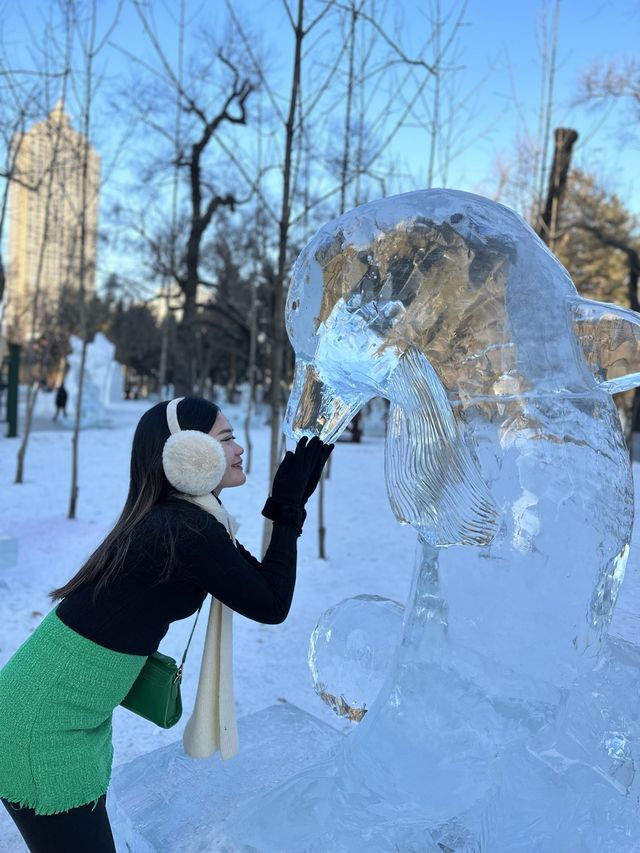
left=1, top=794, right=116, bottom=853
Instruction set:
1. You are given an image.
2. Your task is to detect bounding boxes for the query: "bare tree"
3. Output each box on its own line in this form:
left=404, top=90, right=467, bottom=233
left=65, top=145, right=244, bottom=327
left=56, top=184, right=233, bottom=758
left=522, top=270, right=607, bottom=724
left=15, top=101, right=72, bottom=484
left=158, top=0, right=186, bottom=396
left=115, top=4, right=254, bottom=395
left=242, top=101, right=269, bottom=476
left=68, top=0, right=122, bottom=520
left=219, top=1, right=447, bottom=552
left=576, top=58, right=640, bottom=123
left=532, top=0, right=561, bottom=225
left=304, top=0, right=449, bottom=556
left=0, top=7, right=74, bottom=481
left=403, top=0, right=480, bottom=189
left=493, top=0, right=563, bottom=223
left=256, top=0, right=346, bottom=553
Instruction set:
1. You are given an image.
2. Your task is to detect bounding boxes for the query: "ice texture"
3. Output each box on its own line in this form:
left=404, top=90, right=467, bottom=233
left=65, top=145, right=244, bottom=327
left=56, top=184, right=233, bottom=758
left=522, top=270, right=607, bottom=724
left=109, top=704, right=342, bottom=852
left=226, top=189, right=640, bottom=851
left=308, top=594, right=404, bottom=721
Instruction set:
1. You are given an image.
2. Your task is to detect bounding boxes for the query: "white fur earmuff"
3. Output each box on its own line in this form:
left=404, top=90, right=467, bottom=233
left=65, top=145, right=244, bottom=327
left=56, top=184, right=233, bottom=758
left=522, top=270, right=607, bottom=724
left=162, top=398, right=226, bottom=496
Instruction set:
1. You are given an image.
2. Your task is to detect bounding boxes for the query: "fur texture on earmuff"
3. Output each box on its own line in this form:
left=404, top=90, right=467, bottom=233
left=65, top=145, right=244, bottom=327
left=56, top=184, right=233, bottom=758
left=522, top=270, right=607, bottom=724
left=162, top=430, right=227, bottom=496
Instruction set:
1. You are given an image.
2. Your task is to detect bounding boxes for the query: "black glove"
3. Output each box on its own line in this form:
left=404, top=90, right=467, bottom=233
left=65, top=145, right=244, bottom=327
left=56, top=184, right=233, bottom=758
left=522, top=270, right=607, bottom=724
left=262, top=437, right=334, bottom=534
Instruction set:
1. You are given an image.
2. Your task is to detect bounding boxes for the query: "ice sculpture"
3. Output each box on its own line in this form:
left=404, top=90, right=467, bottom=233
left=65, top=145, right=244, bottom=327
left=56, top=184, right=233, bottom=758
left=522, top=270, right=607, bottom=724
left=309, top=594, right=404, bottom=722
left=109, top=705, right=342, bottom=853
left=64, top=332, right=123, bottom=425
left=226, top=189, right=640, bottom=851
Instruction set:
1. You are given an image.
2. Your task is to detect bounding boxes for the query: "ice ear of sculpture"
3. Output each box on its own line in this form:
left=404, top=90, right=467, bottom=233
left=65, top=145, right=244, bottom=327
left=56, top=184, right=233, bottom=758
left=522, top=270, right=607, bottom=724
left=384, top=347, right=500, bottom=547
left=571, top=296, right=640, bottom=394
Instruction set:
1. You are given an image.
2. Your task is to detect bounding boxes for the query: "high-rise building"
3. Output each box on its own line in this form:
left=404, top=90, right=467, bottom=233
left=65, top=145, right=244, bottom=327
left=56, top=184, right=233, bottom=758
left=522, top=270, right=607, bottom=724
left=4, top=101, right=100, bottom=344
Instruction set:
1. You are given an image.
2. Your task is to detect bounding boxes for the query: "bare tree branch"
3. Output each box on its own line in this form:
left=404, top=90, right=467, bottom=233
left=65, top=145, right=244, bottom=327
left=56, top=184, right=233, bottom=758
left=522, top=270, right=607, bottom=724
left=224, top=0, right=287, bottom=125
left=281, top=0, right=296, bottom=30
left=333, top=1, right=435, bottom=72
left=305, top=1, right=339, bottom=35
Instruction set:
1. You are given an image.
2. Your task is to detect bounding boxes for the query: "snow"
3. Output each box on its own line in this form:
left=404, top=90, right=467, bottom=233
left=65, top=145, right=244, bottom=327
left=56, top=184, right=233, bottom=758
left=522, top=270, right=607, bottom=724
left=1, top=400, right=639, bottom=851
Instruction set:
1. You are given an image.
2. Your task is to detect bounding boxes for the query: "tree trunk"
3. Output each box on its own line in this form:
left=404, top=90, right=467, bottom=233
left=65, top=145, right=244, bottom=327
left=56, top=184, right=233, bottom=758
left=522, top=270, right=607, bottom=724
left=160, top=0, right=185, bottom=397
left=318, top=473, right=327, bottom=559
left=68, top=0, right=98, bottom=520
left=262, top=0, right=305, bottom=556
left=537, top=127, right=579, bottom=249
left=158, top=310, right=170, bottom=394
left=243, top=274, right=258, bottom=474
left=15, top=382, right=38, bottom=483
left=317, top=0, right=358, bottom=558
left=69, top=338, right=88, bottom=519
left=176, top=312, right=197, bottom=395
left=14, top=38, right=71, bottom=484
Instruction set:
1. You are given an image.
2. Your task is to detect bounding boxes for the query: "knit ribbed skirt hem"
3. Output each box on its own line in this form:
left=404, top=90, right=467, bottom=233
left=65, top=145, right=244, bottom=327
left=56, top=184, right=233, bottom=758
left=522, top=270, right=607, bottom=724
left=1, top=785, right=110, bottom=817
left=0, top=608, right=146, bottom=815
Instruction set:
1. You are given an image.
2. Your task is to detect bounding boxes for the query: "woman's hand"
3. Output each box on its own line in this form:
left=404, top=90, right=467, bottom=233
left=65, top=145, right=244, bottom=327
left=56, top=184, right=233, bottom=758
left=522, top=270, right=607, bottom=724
left=262, top=437, right=334, bottom=534
left=272, top=437, right=333, bottom=506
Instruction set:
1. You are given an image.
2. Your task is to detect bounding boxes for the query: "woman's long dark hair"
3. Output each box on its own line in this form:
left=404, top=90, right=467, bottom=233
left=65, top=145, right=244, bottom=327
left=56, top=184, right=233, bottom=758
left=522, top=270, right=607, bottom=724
left=50, top=397, right=220, bottom=601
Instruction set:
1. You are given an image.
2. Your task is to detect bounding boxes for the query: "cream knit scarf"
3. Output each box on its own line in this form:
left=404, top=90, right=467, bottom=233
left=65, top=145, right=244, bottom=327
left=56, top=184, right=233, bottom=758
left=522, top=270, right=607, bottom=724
left=176, top=491, right=239, bottom=760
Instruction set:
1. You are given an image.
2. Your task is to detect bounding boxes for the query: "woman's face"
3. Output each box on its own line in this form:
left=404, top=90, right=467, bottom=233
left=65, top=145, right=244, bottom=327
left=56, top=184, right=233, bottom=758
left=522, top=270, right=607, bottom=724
left=210, top=411, right=246, bottom=493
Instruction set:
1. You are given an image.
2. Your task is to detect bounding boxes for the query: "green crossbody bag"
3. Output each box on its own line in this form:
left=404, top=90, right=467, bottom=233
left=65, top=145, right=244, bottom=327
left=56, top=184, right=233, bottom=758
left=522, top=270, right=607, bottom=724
left=120, top=607, right=202, bottom=729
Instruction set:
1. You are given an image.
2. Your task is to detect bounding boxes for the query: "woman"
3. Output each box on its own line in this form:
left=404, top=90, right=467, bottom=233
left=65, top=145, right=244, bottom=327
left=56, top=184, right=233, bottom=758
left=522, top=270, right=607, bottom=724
left=0, top=396, right=332, bottom=852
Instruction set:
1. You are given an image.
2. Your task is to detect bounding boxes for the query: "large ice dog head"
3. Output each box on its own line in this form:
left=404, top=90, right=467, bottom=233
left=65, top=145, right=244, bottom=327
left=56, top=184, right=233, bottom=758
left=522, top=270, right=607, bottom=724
left=286, top=189, right=640, bottom=414
left=285, top=189, right=640, bottom=548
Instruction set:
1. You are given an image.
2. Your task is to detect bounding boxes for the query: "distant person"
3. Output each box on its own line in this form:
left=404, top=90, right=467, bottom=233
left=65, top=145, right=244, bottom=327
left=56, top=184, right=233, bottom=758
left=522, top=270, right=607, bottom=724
left=0, top=396, right=332, bottom=852
left=53, top=384, right=68, bottom=421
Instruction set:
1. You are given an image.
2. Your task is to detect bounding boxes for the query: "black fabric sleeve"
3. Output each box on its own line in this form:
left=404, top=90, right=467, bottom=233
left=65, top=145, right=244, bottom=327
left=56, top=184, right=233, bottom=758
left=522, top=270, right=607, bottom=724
left=177, top=515, right=299, bottom=625
left=233, top=540, right=261, bottom=570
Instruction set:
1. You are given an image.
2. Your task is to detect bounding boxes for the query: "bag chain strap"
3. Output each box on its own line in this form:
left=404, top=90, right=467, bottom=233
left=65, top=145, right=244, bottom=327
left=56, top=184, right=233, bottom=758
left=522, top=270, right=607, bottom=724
left=175, top=605, right=203, bottom=679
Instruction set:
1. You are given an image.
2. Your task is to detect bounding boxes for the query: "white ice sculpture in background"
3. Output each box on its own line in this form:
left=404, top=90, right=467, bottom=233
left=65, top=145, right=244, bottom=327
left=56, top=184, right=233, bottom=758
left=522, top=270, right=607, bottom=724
left=65, top=332, right=123, bottom=425
left=227, top=189, right=640, bottom=851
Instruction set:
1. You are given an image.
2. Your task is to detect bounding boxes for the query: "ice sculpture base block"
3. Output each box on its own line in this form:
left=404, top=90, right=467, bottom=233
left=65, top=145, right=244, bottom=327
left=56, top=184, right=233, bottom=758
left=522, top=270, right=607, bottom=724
left=109, top=703, right=343, bottom=853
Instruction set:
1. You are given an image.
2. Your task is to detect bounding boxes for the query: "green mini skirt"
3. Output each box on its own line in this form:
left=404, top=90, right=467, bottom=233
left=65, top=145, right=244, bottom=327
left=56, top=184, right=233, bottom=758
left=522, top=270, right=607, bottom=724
left=0, top=608, right=146, bottom=815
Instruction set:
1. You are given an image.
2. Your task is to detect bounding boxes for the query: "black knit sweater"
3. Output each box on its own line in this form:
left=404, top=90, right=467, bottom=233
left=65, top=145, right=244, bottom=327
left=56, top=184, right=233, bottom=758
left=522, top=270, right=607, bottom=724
left=56, top=497, right=298, bottom=655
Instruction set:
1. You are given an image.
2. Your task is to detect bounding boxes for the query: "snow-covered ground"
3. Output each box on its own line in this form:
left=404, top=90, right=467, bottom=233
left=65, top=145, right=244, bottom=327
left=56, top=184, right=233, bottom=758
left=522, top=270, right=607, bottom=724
left=1, top=400, right=639, bottom=851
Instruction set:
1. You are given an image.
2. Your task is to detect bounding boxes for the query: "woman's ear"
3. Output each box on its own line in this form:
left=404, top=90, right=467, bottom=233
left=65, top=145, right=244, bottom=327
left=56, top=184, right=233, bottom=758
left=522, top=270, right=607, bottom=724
left=162, top=431, right=226, bottom=496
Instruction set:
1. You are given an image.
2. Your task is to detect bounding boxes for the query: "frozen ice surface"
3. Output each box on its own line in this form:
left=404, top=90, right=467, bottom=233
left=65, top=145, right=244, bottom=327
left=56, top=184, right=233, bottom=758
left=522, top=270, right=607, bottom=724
left=109, top=704, right=342, bottom=852
left=226, top=189, right=640, bottom=851
left=308, top=594, right=404, bottom=721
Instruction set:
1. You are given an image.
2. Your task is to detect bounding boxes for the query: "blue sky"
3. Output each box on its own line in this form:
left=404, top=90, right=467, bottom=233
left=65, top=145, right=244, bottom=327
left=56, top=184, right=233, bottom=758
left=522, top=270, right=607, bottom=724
left=448, top=0, right=639, bottom=200
left=2, top=0, right=639, bottom=289
left=367, top=0, right=639, bottom=204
